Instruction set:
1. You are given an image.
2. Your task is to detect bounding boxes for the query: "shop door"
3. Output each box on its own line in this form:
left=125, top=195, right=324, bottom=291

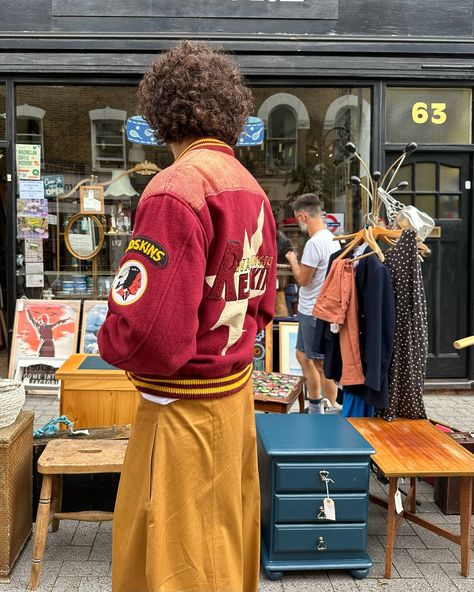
left=0, top=82, right=7, bottom=342
left=0, top=146, right=6, bottom=344
left=386, top=152, right=470, bottom=379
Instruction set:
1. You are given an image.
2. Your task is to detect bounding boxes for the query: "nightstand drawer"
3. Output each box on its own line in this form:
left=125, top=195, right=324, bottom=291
left=275, top=462, right=370, bottom=492
left=273, top=524, right=367, bottom=554
left=274, top=493, right=368, bottom=523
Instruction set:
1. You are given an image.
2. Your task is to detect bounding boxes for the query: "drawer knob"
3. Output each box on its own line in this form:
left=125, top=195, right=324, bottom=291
left=317, top=506, right=326, bottom=520
left=317, top=536, right=327, bottom=551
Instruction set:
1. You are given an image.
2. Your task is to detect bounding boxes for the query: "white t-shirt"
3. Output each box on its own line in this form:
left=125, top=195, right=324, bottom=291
left=298, top=229, right=340, bottom=316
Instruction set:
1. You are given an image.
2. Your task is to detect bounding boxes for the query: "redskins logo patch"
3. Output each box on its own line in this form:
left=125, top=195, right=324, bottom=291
left=112, top=260, right=147, bottom=306
left=125, top=236, right=168, bottom=268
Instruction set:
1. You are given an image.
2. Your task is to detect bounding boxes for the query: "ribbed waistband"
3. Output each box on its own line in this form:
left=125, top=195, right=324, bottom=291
left=126, top=364, right=253, bottom=400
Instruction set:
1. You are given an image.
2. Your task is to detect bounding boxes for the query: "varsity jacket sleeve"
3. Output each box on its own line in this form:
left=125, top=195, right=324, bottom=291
left=98, top=193, right=207, bottom=376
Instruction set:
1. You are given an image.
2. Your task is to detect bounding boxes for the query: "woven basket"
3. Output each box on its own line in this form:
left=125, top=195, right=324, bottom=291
left=0, top=380, right=25, bottom=429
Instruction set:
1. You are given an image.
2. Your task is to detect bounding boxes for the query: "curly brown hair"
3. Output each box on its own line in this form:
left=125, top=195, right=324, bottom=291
left=137, top=41, right=253, bottom=146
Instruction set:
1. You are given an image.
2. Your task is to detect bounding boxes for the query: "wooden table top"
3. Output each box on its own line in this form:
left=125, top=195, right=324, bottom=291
left=56, top=354, right=124, bottom=379
left=348, top=418, right=474, bottom=477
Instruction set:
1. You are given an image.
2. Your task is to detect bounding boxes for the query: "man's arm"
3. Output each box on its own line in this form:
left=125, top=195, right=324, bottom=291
left=285, top=250, right=315, bottom=287
left=98, top=194, right=207, bottom=376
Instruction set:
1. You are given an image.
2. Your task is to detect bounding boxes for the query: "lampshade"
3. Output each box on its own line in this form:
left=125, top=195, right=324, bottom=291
left=104, top=170, right=139, bottom=198
left=128, top=143, right=146, bottom=163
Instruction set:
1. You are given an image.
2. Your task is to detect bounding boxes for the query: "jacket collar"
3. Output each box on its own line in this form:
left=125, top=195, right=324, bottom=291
left=175, top=138, right=234, bottom=162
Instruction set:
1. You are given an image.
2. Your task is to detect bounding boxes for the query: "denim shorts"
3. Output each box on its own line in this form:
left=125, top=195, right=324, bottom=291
left=296, top=312, right=325, bottom=360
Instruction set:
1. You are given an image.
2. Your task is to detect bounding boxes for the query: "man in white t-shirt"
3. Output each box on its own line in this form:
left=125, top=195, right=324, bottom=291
left=286, top=193, right=340, bottom=414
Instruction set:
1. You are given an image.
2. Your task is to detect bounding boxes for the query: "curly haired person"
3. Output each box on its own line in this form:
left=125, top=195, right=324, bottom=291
left=98, top=41, right=276, bottom=592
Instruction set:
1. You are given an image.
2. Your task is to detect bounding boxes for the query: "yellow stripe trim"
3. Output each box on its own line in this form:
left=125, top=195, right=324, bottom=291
left=176, top=138, right=230, bottom=162
left=129, top=364, right=253, bottom=396
left=128, top=364, right=251, bottom=386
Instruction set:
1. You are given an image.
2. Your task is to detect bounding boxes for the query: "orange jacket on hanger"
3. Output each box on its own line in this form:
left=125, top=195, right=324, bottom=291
left=313, top=258, right=365, bottom=385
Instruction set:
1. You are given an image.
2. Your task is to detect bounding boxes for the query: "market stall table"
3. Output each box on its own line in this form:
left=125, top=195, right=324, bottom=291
left=348, top=418, right=474, bottom=579
left=57, top=355, right=305, bottom=429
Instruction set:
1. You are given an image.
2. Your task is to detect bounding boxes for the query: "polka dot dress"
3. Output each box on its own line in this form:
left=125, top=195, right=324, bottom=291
left=378, top=230, right=428, bottom=420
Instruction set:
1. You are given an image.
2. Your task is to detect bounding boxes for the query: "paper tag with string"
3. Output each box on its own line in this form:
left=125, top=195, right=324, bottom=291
left=394, top=486, right=403, bottom=515
left=323, top=476, right=336, bottom=521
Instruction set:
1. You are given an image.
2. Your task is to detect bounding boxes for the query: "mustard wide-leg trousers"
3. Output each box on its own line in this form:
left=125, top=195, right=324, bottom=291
left=112, top=380, right=260, bottom=592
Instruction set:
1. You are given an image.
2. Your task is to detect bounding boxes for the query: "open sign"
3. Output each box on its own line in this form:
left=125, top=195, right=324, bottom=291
left=43, top=175, right=65, bottom=199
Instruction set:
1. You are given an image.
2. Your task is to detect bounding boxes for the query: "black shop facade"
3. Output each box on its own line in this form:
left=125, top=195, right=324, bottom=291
left=1, top=0, right=474, bottom=387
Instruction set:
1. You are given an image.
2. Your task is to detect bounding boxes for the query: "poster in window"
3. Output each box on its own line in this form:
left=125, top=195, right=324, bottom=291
left=17, top=198, right=48, bottom=219
left=18, top=180, right=45, bottom=200
left=16, top=144, right=41, bottom=180
left=17, top=217, right=49, bottom=239
left=8, top=299, right=81, bottom=378
left=80, top=300, right=108, bottom=354
left=24, top=239, right=44, bottom=263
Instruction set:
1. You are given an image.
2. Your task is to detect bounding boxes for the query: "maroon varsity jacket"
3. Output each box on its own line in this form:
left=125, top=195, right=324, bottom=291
left=98, top=139, right=277, bottom=399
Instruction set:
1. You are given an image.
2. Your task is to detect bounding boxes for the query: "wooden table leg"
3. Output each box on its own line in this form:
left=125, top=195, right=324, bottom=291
left=459, top=476, right=472, bottom=577
left=51, top=475, right=63, bottom=533
left=410, top=478, right=417, bottom=514
left=29, top=475, right=52, bottom=591
left=384, top=478, right=398, bottom=579
left=298, top=387, right=305, bottom=413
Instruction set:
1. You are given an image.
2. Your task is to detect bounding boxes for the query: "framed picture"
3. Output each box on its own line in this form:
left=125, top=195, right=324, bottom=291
left=8, top=299, right=81, bottom=378
left=80, top=300, right=108, bottom=354
left=14, top=357, right=64, bottom=396
left=80, top=185, right=105, bottom=215
left=279, top=321, right=302, bottom=376
left=253, top=322, right=273, bottom=372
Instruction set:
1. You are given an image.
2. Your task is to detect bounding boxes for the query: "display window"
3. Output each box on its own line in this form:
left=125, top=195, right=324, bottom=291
left=0, top=83, right=5, bottom=141
left=14, top=84, right=371, bottom=301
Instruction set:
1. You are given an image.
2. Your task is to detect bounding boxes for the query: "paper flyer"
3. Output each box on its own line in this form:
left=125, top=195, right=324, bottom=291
left=24, top=239, right=44, bottom=263
left=17, top=198, right=48, bottom=219
left=16, top=144, right=41, bottom=180
left=18, top=180, right=45, bottom=200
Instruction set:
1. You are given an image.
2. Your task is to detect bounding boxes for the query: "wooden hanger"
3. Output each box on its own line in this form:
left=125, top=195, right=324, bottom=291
left=335, top=226, right=385, bottom=263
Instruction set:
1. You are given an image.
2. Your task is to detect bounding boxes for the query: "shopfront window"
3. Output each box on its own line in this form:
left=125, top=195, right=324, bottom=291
left=238, top=87, right=372, bottom=253
left=386, top=88, right=472, bottom=145
left=14, top=85, right=371, bottom=301
left=15, top=85, right=173, bottom=301
left=0, top=83, right=5, bottom=140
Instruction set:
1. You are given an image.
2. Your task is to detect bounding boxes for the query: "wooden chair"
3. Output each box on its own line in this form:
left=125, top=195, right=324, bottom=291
left=28, top=439, right=128, bottom=591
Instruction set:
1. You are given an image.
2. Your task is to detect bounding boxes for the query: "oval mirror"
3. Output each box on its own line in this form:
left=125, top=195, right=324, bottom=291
left=64, top=213, right=104, bottom=260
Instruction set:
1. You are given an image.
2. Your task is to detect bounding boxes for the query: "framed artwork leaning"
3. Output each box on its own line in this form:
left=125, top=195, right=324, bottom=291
left=253, top=322, right=273, bottom=372
left=279, top=321, right=303, bottom=376
left=8, top=299, right=81, bottom=378
left=80, top=300, right=108, bottom=354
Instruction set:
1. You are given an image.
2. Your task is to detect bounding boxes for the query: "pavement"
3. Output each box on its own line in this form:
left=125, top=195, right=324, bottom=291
left=1, top=350, right=474, bottom=591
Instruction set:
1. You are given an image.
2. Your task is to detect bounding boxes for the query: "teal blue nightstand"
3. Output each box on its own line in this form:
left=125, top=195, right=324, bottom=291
left=257, top=414, right=375, bottom=580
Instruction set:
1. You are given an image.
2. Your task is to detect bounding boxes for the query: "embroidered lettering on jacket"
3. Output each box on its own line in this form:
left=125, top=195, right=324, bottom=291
left=125, top=236, right=168, bottom=268
left=205, top=202, right=272, bottom=355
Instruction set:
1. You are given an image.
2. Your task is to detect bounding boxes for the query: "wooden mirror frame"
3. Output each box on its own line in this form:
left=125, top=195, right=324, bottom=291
left=64, top=213, right=105, bottom=260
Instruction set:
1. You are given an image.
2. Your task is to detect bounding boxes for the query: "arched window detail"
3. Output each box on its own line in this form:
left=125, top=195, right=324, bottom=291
left=266, top=105, right=297, bottom=173
left=89, top=107, right=127, bottom=171
left=16, top=104, right=46, bottom=162
left=257, top=93, right=309, bottom=174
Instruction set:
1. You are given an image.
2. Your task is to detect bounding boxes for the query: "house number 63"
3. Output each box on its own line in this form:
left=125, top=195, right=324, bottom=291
left=412, top=102, right=447, bottom=125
